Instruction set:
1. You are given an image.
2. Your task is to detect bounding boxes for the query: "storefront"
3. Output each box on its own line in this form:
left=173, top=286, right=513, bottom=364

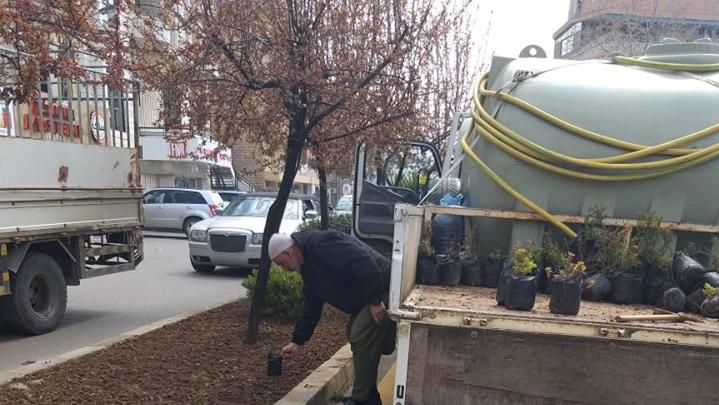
left=139, top=133, right=235, bottom=191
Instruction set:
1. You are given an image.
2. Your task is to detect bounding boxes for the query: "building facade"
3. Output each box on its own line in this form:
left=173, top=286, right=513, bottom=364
left=231, top=139, right=320, bottom=196
left=554, top=0, right=719, bottom=59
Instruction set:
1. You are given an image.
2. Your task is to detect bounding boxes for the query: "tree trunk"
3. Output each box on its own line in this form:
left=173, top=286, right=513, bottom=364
left=318, top=162, right=329, bottom=230
left=245, top=126, right=306, bottom=344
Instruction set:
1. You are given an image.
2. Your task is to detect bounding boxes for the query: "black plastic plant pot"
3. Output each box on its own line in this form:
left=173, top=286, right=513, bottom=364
left=267, top=353, right=282, bottom=376
left=609, top=271, right=645, bottom=305
left=687, top=288, right=707, bottom=314
left=505, top=272, right=538, bottom=311
left=483, top=256, right=504, bottom=288
left=537, top=266, right=552, bottom=295
left=495, top=262, right=511, bottom=306
left=439, top=259, right=462, bottom=286
left=701, top=296, right=719, bottom=319
left=643, top=267, right=666, bottom=305
left=549, top=275, right=582, bottom=315
left=582, top=273, right=611, bottom=302
left=460, top=259, right=482, bottom=286
left=672, top=252, right=708, bottom=294
left=417, top=254, right=439, bottom=285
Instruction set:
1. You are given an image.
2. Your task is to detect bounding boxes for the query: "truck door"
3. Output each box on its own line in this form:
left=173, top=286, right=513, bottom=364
left=353, top=142, right=442, bottom=256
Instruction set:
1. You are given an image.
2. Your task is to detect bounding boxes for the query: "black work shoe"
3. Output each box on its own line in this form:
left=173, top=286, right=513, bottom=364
left=343, top=390, right=381, bottom=405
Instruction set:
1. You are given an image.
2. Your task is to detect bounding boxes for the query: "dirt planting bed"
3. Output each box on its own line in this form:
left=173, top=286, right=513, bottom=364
left=0, top=300, right=348, bottom=404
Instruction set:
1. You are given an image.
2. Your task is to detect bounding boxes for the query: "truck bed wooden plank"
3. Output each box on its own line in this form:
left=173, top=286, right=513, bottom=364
left=406, top=323, right=719, bottom=405
left=403, top=285, right=719, bottom=335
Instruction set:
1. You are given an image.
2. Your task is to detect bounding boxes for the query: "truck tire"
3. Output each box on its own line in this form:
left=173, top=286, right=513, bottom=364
left=192, top=262, right=216, bottom=273
left=0, top=252, right=67, bottom=335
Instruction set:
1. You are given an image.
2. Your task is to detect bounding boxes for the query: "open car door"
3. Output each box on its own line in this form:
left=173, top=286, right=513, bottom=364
left=353, top=141, right=442, bottom=256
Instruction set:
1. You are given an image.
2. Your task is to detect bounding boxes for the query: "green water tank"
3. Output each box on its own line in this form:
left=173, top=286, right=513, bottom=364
left=463, top=40, right=719, bottom=252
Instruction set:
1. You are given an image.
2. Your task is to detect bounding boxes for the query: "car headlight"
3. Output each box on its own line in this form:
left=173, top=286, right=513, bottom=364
left=252, top=233, right=263, bottom=245
left=190, top=229, right=208, bottom=242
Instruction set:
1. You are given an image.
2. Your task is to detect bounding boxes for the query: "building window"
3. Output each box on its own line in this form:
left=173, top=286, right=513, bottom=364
left=175, top=177, right=199, bottom=189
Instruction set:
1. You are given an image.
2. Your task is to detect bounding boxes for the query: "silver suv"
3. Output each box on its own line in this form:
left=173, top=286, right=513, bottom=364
left=142, top=188, right=225, bottom=235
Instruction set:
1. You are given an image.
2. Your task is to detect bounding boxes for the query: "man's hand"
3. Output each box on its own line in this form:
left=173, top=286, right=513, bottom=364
left=281, top=342, right=301, bottom=359
left=369, top=302, right=387, bottom=324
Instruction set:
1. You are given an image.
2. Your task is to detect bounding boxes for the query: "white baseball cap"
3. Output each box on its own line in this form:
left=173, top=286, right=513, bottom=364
left=268, top=233, right=295, bottom=261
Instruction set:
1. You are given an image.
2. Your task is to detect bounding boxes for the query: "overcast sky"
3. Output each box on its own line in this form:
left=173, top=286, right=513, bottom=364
left=476, top=0, right=571, bottom=60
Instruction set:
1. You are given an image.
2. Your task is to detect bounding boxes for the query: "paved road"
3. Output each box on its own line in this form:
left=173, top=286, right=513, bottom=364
left=0, top=235, right=248, bottom=374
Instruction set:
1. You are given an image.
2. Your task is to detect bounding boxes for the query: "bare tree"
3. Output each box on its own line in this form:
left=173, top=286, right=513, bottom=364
left=0, top=0, right=126, bottom=102
left=132, top=0, right=472, bottom=343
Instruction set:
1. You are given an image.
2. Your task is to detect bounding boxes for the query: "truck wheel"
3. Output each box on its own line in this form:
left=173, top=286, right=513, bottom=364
left=183, top=217, right=201, bottom=237
left=192, top=262, right=216, bottom=273
left=0, top=252, right=67, bottom=335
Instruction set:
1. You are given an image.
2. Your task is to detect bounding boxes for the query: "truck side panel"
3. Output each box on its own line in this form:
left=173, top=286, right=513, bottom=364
left=0, top=137, right=141, bottom=240
left=407, top=323, right=718, bottom=405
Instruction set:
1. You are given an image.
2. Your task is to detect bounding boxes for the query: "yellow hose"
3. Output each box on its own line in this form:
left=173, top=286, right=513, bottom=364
left=461, top=63, right=719, bottom=238
left=613, top=55, right=719, bottom=72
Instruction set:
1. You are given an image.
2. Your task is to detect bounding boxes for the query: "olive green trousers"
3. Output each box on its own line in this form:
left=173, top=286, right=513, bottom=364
left=347, top=304, right=396, bottom=401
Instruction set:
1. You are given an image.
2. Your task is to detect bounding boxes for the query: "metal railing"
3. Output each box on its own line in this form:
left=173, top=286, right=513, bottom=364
left=2, top=67, right=139, bottom=150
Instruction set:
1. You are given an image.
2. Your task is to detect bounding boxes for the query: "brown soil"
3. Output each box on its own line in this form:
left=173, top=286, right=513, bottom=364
left=0, top=300, right=349, bottom=405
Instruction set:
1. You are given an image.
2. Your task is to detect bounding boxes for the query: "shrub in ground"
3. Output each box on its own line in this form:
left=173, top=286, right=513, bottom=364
left=298, top=213, right=352, bottom=234
left=243, top=266, right=304, bottom=319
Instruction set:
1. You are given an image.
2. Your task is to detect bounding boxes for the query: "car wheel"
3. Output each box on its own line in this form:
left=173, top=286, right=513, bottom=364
left=183, top=217, right=201, bottom=237
left=192, top=262, right=216, bottom=273
left=0, top=252, right=67, bottom=335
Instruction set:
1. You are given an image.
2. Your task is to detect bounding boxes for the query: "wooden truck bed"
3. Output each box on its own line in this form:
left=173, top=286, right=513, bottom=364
left=404, top=285, right=719, bottom=337
left=399, top=285, right=719, bottom=405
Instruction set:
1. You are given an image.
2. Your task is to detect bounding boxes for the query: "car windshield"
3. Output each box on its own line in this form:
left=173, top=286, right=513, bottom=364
left=222, top=197, right=299, bottom=220
left=336, top=196, right=352, bottom=211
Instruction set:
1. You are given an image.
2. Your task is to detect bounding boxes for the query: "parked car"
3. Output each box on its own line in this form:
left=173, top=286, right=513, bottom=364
left=217, top=190, right=247, bottom=203
left=187, top=193, right=319, bottom=273
left=142, top=188, right=226, bottom=236
left=335, top=194, right=353, bottom=214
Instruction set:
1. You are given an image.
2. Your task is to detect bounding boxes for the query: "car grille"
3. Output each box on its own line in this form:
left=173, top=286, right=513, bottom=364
left=210, top=234, right=247, bottom=253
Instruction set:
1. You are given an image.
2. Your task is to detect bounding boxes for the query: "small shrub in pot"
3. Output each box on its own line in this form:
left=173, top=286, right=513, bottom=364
left=460, top=230, right=482, bottom=286
left=701, top=284, right=719, bottom=319
left=484, top=248, right=506, bottom=288
left=596, top=227, right=644, bottom=304
left=267, top=350, right=282, bottom=376
left=547, top=253, right=587, bottom=315
left=505, top=246, right=539, bottom=311
left=417, top=222, right=439, bottom=285
left=634, top=211, right=673, bottom=305
left=439, top=243, right=462, bottom=286
left=538, top=233, right=567, bottom=294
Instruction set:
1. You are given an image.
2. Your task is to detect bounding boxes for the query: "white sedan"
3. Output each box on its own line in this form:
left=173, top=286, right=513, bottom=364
left=188, top=193, right=320, bottom=273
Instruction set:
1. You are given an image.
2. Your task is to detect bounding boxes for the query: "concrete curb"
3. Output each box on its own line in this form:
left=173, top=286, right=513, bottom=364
left=0, top=297, right=238, bottom=385
left=274, top=344, right=354, bottom=405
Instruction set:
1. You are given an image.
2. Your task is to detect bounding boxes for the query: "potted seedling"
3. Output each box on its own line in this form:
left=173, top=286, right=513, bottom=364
left=439, top=242, right=462, bottom=286
left=484, top=248, right=506, bottom=288
left=547, top=252, right=586, bottom=315
left=634, top=211, right=673, bottom=305
left=417, top=221, right=439, bottom=285
left=597, top=228, right=644, bottom=304
left=267, top=349, right=282, bottom=376
left=700, top=283, right=719, bottom=319
left=538, top=233, right=567, bottom=294
left=505, top=246, right=539, bottom=311
left=460, top=230, right=482, bottom=286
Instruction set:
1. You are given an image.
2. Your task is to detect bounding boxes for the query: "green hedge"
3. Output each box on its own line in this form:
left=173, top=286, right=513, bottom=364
left=298, top=213, right=352, bottom=234
left=242, top=266, right=304, bottom=319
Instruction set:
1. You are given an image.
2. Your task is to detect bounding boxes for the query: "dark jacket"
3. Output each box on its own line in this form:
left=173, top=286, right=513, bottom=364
left=290, top=229, right=390, bottom=345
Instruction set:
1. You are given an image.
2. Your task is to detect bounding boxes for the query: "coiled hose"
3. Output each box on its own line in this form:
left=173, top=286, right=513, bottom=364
left=460, top=58, right=719, bottom=238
